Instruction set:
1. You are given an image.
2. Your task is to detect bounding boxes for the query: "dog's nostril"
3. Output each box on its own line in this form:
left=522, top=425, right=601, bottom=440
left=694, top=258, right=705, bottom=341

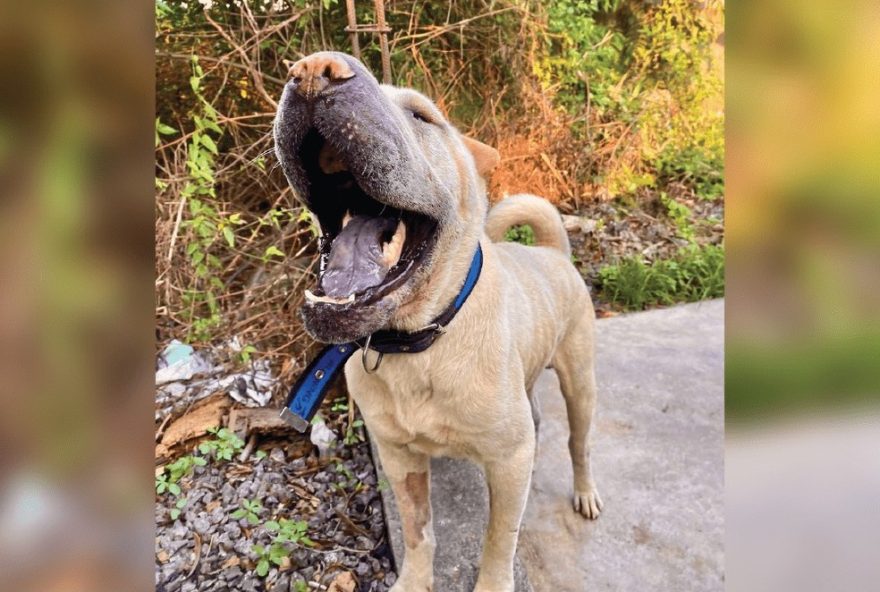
left=292, top=76, right=302, bottom=84
left=323, top=65, right=333, bottom=79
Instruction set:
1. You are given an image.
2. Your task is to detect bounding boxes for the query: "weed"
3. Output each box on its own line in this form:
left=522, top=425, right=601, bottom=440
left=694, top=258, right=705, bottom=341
left=660, top=193, right=695, bottom=241
left=170, top=497, right=187, bottom=521
left=232, top=499, right=264, bottom=525
left=504, top=224, right=536, bottom=246
left=293, top=581, right=308, bottom=592
left=330, top=396, right=349, bottom=413
left=251, top=542, right=287, bottom=577
left=198, top=426, right=245, bottom=461
left=252, top=519, right=314, bottom=578
left=156, top=455, right=207, bottom=495
left=598, top=244, right=724, bottom=310
left=265, top=518, right=314, bottom=547
left=239, top=344, right=258, bottom=364
left=343, top=419, right=365, bottom=446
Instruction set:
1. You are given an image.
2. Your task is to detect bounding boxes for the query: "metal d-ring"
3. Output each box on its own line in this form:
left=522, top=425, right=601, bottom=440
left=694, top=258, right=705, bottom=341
left=362, top=334, right=384, bottom=374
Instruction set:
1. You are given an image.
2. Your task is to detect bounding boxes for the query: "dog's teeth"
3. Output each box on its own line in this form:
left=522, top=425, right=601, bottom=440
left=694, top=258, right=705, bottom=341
left=305, top=290, right=355, bottom=305
left=342, top=210, right=352, bottom=228
left=382, top=220, right=406, bottom=268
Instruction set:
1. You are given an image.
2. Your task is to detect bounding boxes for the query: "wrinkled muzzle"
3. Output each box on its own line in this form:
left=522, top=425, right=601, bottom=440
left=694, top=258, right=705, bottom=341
left=273, top=52, right=442, bottom=343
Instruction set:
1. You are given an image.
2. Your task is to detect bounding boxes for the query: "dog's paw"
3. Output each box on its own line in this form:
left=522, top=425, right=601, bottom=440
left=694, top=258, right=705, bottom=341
left=573, top=486, right=603, bottom=520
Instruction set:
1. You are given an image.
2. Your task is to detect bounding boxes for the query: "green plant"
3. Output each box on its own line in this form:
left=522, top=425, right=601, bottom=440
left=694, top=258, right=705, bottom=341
left=343, top=419, right=365, bottom=445
left=333, top=462, right=363, bottom=492
left=251, top=542, right=287, bottom=577
left=660, top=193, right=695, bottom=241
left=504, top=224, right=536, bottom=246
left=265, top=518, right=314, bottom=547
left=251, top=519, right=314, bottom=578
left=198, top=426, right=245, bottom=461
left=239, top=344, right=258, bottom=364
left=156, top=455, right=207, bottom=495
left=293, top=580, right=309, bottom=592
left=598, top=244, right=724, bottom=310
left=232, top=499, right=264, bottom=525
left=170, top=496, right=187, bottom=521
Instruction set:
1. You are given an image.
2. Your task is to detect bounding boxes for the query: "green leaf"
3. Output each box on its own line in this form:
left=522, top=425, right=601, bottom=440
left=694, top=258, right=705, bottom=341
left=168, top=483, right=181, bottom=496
left=231, top=509, right=246, bottom=519
left=190, top=75, right=201, bottom=94
left=170, top=508, right=181, bottom=520
left=222, top=226, right=235, bottom=248
left=265, top=520, right=280, bottom=531
left=156, top=118, right=178, bottom=136
left=201, top=135, right=219, bottom=154
left=264, top=246, right=285, bottom=259
left=252, top=544, right=264, bottom=555
left=247, top=513, right=259, bottom=525
left=204, top=119, right=222, bottom=134
left=256, top=558, right=269, bottom=577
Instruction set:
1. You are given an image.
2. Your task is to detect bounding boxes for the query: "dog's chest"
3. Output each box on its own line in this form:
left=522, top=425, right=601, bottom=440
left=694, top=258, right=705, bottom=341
left=347, top=361, right=480, bottom=458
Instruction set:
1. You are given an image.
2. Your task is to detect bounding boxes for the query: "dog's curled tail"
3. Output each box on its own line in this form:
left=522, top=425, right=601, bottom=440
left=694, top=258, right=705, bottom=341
left=485, top=193, right=571, bottom=256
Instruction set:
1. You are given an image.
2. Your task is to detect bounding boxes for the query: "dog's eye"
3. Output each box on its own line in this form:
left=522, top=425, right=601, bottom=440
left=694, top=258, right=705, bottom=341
left=411, top=110, right=431, bottom=123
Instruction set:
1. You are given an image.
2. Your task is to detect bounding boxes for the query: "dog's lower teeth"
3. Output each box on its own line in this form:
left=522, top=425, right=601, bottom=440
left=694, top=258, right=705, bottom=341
left=305, top=290, right=355, bottom=304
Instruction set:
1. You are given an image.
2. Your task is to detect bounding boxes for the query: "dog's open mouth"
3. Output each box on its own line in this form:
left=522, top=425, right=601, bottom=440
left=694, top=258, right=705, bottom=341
left=298, top=128, right=439, bottom=308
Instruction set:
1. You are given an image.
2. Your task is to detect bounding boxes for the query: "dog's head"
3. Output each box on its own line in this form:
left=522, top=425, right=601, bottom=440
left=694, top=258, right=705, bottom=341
left=274, top=52, right=498, bottom=343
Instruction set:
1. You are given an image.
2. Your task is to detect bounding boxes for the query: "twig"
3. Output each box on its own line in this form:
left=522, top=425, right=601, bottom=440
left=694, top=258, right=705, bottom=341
left=239, top=433, right=258, bottom=462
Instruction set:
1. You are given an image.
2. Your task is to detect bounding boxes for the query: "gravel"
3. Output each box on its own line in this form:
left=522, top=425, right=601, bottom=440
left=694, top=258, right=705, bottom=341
left=155, top=423, right=395, bottom=592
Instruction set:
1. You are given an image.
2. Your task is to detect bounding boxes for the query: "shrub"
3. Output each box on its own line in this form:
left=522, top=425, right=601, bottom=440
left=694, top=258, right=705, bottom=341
left=598, top=244, right=724, bottom=310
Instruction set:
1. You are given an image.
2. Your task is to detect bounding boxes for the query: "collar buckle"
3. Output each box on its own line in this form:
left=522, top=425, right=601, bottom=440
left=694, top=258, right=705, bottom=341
left=421, top=322, right=446, bottom=336
left=361, top=333, right=384, bottom=374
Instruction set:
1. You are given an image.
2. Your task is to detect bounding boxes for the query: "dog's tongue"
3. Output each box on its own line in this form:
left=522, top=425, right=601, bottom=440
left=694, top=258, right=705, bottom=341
left=320, top=215, right=399, bottom=298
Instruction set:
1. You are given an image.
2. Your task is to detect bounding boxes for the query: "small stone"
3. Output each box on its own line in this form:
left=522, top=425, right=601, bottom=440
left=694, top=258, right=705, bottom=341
left=224, top=522, right=241, bottom=539
left=270, top=573, right=290, bottom=592
left=270, top=447, right=286, bottom=463
left=222, top=566, right=243, bottom=584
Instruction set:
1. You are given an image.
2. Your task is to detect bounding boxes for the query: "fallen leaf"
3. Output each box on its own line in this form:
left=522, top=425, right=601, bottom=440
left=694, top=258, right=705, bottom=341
left=205, top=500, right=221, bottom=513
left=156, top=550, right=169, bottom=563
left=327, top=571, right=357, bottom=592
left=221, top=556, right=240, bottom=568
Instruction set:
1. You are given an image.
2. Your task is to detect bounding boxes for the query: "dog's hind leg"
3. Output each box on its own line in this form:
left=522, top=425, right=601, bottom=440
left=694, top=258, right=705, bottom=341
left=374, top=439, right=435, bottom=592
left=552, top=308, right=603, bottom=519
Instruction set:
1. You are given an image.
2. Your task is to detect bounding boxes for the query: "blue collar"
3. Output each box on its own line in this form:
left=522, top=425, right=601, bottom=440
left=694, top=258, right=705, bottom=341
left=281, top=243, right=484, bottom=431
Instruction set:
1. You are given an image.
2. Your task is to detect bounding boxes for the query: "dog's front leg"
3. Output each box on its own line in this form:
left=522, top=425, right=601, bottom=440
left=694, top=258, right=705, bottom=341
left=474, top=423, right=535, bottom=592
left=375, top=439, right=435, bottom=592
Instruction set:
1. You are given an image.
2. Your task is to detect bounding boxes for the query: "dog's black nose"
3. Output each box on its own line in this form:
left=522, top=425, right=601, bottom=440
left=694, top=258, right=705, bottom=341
left=287, top=53, right=356, bottom=100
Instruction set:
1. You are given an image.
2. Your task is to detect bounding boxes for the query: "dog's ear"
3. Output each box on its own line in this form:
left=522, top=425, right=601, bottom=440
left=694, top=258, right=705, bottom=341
left=461, top=136, right=500, bottom=179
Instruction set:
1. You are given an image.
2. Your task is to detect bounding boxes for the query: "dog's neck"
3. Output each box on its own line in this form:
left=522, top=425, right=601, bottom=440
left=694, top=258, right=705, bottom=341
left=389, top=223, right=484, bottom=332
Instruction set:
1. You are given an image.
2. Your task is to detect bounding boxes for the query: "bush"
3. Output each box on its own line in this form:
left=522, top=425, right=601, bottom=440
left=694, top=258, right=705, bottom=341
left=598, top=244, right=724, bottom=310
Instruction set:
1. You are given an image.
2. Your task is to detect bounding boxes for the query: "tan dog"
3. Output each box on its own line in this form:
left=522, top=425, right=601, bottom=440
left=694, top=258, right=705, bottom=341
left=275, top=52, right=601, bottom=592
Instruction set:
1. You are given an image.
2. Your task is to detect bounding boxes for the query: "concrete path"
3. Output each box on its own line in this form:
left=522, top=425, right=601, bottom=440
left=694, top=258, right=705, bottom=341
left=374, top=299, right=725, bottom=591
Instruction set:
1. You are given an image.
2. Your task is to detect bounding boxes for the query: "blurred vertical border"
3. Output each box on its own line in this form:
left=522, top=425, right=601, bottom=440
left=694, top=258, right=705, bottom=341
left=726, top=0, right=880, bottom=420
left=0, top=0, right=154, bottom=590
left=726, top=0, right=880, bottom=590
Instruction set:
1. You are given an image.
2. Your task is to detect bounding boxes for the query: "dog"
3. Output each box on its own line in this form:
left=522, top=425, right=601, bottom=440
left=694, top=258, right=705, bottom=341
left=274, top=52, right=602, bottom=592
